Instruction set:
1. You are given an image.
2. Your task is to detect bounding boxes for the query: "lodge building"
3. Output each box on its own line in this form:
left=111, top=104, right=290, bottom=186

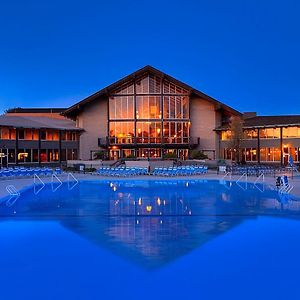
left=0, top=65, right=299, bottom=166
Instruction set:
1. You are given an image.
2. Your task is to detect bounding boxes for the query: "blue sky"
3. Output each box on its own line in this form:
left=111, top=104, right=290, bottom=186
left=0, top=0, right=299, bottom=115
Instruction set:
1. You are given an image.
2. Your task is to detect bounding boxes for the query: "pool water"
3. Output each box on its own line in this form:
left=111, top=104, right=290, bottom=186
left=0, top=180, right=300, bottom=300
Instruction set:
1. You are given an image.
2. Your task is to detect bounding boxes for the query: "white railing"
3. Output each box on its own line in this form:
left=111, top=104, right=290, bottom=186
left=279, top=184, right=294, bottom=194
left=236, top=172, right=248, bottom=183
left=222, top=172, right=232, bottom=180
left=253, top=172, right=265, bottom=192
left=236, top=172, right=248, bottom=190
left=67, top=173, right=78, bottom=190
left=254, top=172, right=265, bottom=184
left=33, top=174, right=45, bottom=195
left=6, top=185, right=20, bottom=196
left=51, top=173, right=63, bottom=192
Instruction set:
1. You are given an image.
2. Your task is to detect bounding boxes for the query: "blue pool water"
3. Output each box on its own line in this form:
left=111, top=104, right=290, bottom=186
left=0, top=179, right=300, bottom=300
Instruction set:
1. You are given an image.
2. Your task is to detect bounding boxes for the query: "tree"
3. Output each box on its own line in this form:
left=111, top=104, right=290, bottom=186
left=228, top=116, right=244, bottom=163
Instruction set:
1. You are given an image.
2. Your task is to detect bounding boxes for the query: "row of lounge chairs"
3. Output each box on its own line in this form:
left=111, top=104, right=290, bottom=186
left=230, top=166, right=275, bottom=176
left=0, top=167, right=62, bottom=178
left=97, top=167, right=148, bottom=177
left=152, top=166, right=208, bottom=176
left=96, top=165, right=208, bottom=177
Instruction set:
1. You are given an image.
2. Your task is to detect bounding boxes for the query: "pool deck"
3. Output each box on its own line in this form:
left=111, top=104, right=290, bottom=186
left=0, top=171, right=299, bottom=199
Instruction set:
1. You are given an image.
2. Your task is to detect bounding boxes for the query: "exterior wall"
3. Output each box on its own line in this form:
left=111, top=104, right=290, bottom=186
left=190, top=97, right=218, bottom=159
left=77, top=98, right=108, bottom=160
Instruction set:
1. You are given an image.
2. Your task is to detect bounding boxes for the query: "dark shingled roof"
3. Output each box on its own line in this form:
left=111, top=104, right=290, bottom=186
left=6, top=108, right=66, bottom=114
left=0, top=115, right=81, bottom=130
left=244, top=115, right=300, bottom=128
left=215, top=115, right=300, bottom=130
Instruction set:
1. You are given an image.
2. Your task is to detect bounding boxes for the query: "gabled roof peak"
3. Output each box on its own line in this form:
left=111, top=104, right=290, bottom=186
left=64, top=65, right=241, bottom=116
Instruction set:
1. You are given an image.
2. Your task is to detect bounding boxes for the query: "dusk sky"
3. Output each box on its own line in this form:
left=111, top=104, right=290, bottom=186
left=0, top=0, right=299, bottom=115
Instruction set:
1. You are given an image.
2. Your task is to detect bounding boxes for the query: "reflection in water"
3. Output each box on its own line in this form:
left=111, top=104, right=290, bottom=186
left=0, top=180, right=300, bottom=269
left=61, top=215, right=246, bottom=269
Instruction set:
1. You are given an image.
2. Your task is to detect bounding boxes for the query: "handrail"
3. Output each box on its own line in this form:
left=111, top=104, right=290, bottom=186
left=6, top=185, right=20, bottom=196
left=51, top=173, right=63, bottom=192
left=222, top=172, right=232, bottom=180
left=34, top=173, right=45, bottom=186
left=68, top=172, right=78, bottom=183
left=33, top=174, right=45, bottom=195
left=279, top=184, right=294, bottom=194
left=236, top=172, right=248, bottom=183
left=254, top=172, right=265, bottom=184
left=67, top=173, right=78, bottom=190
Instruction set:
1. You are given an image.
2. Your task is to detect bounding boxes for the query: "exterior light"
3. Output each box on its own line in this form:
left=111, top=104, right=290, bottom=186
left=146, top=206, right=152, bottom=212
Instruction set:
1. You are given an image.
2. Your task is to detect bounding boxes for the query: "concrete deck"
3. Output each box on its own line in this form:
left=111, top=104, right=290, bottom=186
left=0, top=171, right=299, bottom=199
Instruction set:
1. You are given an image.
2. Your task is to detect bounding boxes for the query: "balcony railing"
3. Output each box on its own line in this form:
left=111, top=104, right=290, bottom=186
left=98, top=137, right=200, bottom=147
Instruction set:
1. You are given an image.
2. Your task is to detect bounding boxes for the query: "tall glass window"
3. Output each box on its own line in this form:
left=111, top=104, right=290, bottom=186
left=109, top=122, right=134, bottom=144
left=163, top=96, right=189, bottom=119
left=136, top=122, right=161, bottom=144
left=163, top=122, right=189, bottom=143
left=108, top=73, right=191, bottom=151
left=136, top=96, right=161, bottom=119
left=136, top=74, right=161, bottom=94
left=259, top=128, right=280, bottom=139
left=283, top=127, right=300, bottom=138
left=109, top=96, right=134, bottom=119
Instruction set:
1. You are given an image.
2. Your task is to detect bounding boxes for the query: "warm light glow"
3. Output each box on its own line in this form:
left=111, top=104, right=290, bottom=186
left=146, top=206, right=152, bottom=212
left=18, top=152, right=28, bottom=160
left=138, top=198, right=142, bottom=205
left=157, top=198, right=161, bottom=206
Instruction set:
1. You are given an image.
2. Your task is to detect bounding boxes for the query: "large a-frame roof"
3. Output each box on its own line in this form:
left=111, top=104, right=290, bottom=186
left=63, top=65, right=241, bottom=117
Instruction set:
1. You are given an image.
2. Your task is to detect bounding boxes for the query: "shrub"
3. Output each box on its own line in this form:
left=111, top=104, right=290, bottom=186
left=94, top=151, right=108, bottom=160
left=163, top=152, right=177, bottom=159
left=190, top=150, right=208, bottom=160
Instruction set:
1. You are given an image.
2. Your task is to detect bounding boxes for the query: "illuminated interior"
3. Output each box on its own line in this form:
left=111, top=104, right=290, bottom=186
left=108, top=73, right=190, bottom=158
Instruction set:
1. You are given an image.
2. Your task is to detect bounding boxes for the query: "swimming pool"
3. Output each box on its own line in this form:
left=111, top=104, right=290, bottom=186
left=0, top=179, right=300, bottom=300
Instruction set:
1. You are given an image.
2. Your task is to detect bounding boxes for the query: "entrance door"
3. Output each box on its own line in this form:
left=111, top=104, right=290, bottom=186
left=283, top=146, right=289, bottom=165
left=0, top=154, right=8, bottom=168
left=110, top=149, right=120, bottom=160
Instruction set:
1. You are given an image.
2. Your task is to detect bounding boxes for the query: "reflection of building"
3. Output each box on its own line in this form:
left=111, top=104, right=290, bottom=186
left=1, top=66, right=300, bottom=164
left=1, top=180, right=300, bottom=269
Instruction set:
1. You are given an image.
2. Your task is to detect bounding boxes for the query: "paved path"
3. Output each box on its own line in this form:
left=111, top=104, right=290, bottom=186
left=0, top=171, right=299, bottom=199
